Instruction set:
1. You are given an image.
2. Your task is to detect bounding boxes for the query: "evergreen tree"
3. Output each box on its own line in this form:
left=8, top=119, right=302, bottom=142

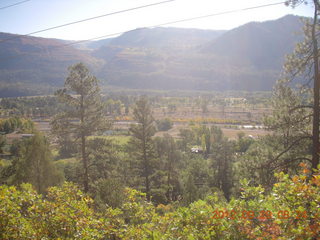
left=9, top=133, right=63, bottom=193
left=128, top=96, right=156, bottom=201
left=263, top=80, right=311, bottom=173
left=51, top=63, right=110, bottom=192
left=285, top=0, right=320, bottom=171
left=154, top=134, right=182, bottom=202
left=210, top=127, right=234, bottom=201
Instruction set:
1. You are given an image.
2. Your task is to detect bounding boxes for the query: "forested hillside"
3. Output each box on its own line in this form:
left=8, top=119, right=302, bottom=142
left=0, top=15, right=304, bottom=96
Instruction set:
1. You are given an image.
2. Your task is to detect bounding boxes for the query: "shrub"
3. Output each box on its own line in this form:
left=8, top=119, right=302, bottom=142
left=156, top=118, right=173, bottom=131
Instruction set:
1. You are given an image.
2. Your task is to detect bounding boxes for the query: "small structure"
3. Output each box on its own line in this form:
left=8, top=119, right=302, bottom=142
left=21, top=134, right=35, bottom=138
left=191, top=146, right=203, bottom=154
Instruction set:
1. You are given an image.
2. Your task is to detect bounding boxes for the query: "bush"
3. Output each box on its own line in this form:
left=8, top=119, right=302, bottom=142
left=156, top=118, right=173, bottom=131
left=0, top=166, right=319, bottom=239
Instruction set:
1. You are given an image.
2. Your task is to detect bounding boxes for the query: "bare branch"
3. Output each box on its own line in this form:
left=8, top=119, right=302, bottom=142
left=263, top=136, right=312, bottom=168
left=289, top=105, right=313, bottom=113
left=271, top=157, right=312, bottom=171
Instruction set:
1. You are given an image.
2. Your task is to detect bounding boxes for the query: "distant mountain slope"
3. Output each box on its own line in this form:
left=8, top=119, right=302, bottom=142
left=0, top=15, right=306, bottom=96
left=108, top=27, right=226, bottom=49
left=202, top=15, right=303, bottom=69
left=0, top=33, right=101, bottom=87
left=96, top=15, right=304, bottom=91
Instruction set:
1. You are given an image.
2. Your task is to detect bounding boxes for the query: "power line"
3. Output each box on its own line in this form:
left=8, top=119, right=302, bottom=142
left=2, top=1, right=287, bottom=61
left=59, top=1, right=286, bottom=48
left=0, top=0, right=30, bottom=10
left=0, top=0, right=175, bottom=43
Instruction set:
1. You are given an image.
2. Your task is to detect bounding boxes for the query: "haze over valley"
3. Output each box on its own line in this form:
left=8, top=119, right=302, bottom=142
left=0, top=15, right=304, bottom=96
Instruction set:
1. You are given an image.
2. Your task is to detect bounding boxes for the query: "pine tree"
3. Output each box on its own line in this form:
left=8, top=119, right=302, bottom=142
left=284, top=0, right=319, bottom=171
left=128, top=96, right=156, bottom=201
left=9, top=133, right=62, bottom=193
left=210, top=127, right=233, bottom=201
left=51, top=63, right=110, bottom=192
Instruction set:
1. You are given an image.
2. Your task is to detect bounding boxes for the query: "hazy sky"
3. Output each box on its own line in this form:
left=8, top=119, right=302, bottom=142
left=0, top=0, right=314, bottom=41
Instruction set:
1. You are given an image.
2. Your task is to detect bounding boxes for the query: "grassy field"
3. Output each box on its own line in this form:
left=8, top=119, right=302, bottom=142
left=32, top=94, right=272, bottom=141
left=154, top=123, right=268, bottom=139
left=89, top=135, right=131, bottom=145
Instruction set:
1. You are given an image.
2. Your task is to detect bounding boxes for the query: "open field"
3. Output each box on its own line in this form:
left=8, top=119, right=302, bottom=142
left=34, top=119, right=269, bottom=140
left=34, top=106, right=271, bottom=140
left=154, top=123, right=268, bottom=139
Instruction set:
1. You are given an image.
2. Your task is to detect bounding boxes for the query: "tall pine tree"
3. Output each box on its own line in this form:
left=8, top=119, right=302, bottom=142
left=51, top=63, right=109, bottom=192
left=128, top=96, right=156, bottom=201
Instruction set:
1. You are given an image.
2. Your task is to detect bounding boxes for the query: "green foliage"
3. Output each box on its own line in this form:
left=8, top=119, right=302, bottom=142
left=0, top=96, right=63, bottom=117
left=235, top=132, right=254, bottom=153
left=92, top=178, right=126, bottom=209
left=4, top=133, right=63, bottom=193
left=1, top=166, right=318, bottom=239
left=154, top=134, right=182, bottom=203
left=57, top=134, right=78, bottom=158
left=0, top=134, right=6, bottom=153
left=156, top=118, right=173, bottom=131
left=52, top=62, right=111, bottom=192
left=128, top=96, right=156, bottom=200
left=0, top=183, right=115, bottom=239
left=0, top=117, right=34, bottom=134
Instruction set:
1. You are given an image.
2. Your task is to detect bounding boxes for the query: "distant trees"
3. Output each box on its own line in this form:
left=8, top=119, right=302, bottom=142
left=51, top=63, right=110, bottom=192
left=200, top=96, right=209, bottom=114
left=128, top=96, right=156, bottom=201
left=0, top=135, right=5, bottom=153
left=156, top=118, right=173, bottom=131
left=0, top=117, right=34, bottom=134
left=0, top=96, right=62, bottom=117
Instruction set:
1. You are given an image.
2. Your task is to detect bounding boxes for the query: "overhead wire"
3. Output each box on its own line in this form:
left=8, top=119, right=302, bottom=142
left=58, top=1, right=287, bottom=48
left=2, top=1, right=287, bottom=61
left=0, top=0, right=175, bottom=43
left=0, top=0, right=30, bottom=10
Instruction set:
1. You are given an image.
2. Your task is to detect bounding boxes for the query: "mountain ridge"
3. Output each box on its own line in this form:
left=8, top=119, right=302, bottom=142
left=0, top=15, right=306, bottom=96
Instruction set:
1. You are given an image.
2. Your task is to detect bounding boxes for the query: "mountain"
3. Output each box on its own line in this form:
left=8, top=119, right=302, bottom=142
left=202, top=15, right=303, bottom=68
left=0, top=15, right=306, bottom=96
left=0, top=33, right=100, bottom=84
left=95, top=15, right=304, bottom=91
left=108, top=27, right=226, bottom=49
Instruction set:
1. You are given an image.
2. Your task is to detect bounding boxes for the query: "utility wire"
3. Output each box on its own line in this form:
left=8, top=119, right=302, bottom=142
left=59, top=1, right=286, bottom=48
left=0, top=0, right=30, bottom=10
left=0, top=0, right=175, bottom=43
left=3, top=1, right=286, bottom=61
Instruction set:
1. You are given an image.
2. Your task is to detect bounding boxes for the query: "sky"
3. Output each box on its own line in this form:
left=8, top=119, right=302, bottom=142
left=0, top=0, right=314, bottom=41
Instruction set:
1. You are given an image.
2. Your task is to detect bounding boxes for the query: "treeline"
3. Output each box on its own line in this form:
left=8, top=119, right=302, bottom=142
left=0, top=90, right=269, bottom=120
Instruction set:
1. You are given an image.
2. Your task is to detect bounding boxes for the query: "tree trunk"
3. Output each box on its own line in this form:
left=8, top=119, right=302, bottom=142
left=143, top=126, right=150, bottom=200
left=312, top=0, right=320, bottom=172
left=80, top=94, right=89, bottom=192
left=82, top=134, right=89, bottom=192
left=144, top=145, right=150, bottom=201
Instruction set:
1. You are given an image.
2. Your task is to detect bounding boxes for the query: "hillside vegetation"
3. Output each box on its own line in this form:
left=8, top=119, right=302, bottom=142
left=0, top=15, right=304, bottom=96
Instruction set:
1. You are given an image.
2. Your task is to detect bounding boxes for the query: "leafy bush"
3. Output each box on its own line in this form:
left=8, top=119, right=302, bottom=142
left=156, top=118, right=173, bottom=131
left=0, top=165, right=319, bottom=239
